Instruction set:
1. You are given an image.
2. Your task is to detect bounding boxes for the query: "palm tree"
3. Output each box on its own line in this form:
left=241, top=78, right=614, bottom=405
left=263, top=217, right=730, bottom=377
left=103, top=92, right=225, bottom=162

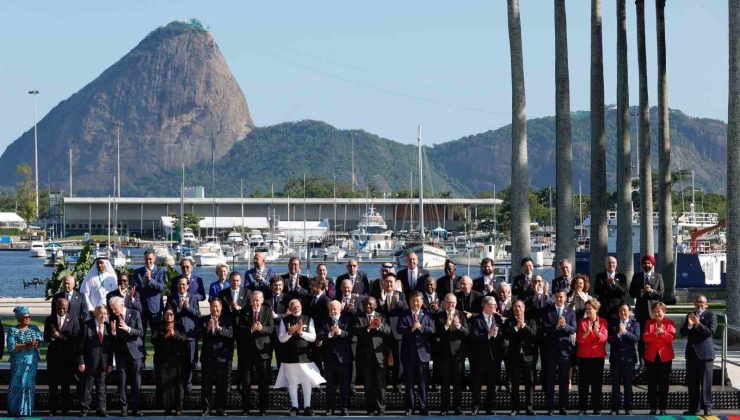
left=554, top=0, right=575, bottom=268
left=636, top=0, right=654, bottom=257
left=726, top=0, right=740, bottom=338
left=656, top=0, right=674, bottom=302
left=616, top=0, right=633, bottom=281
left=507, top=0, right=530, bottom=278
left=590, top=0, right=607, bottom=281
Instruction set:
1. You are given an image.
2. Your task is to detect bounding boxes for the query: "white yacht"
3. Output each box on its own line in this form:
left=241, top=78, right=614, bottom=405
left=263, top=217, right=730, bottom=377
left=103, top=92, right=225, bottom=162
left=181, top=228, right=198, bottom=247
left=194, top=238, right=227, bottom=266
left=351, top=206, right=395, bottom=256
left=29, top=241, right=46, bottom=258
left=226, top=231, right=243, bottom=244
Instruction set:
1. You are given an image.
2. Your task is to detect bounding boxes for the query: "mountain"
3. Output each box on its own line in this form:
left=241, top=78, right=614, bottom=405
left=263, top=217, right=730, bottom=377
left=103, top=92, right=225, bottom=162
left=127, top=120, right=470, bottom=197
left=0, top=19, right=253, bottom=192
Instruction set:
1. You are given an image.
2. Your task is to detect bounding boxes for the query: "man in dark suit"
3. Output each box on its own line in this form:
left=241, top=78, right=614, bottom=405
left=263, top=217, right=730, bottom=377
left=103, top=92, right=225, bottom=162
left=594, top=256, right=629, bottom=321
left=525, top=274, right=552, bottom=385
left=681, top=295, right=717, bottom=416
left=335, top=278, right=364, bottom=320
left=199, top=299, right=235, bottom=416
left=109, top=296, right=145, bottom=416
left=267, top=276, right=289, bottom=366
left=435, top=293, right=469, bottom=415
left=629, top=254, right=664, bottom=359
left=455, top=276, right=483, bottom=320
left=44, top=297, right=81, bottom=416
left=304, top=277, right=331, bottom=329
left=169, top=276, right=201, bottom=393
left=422, top=277, right=441, bottom=313
left=369, top=262, right=395, bottom=299
left=397, top=252, right=430, bottom=297
left=237, top=290, right=275, bottom=416
left=396, top=292, right=436, bottom=415
left=52, top=275, right=89, bottom=322
left=473, top=257, right=497, bottom=296
left=318, top=301, right=355, bottom=416
left=496, top=282, right=514, bottom=319
left=172, top=257, right=206, bottom=301
left=436, top=259, right=460, bottom=298
left=352, top=297, right=391, bottom=415
left=504, top=299, right=537, bottom=416
left=281, top=256, right=310, bottom=298
left=130, top=249, right=166, bottom=338
left=246, top=252, right=276, bottom=294
left=511, top=257, right=535, bottom=300
left=607, top=304, right=640, bottom=415
left=469, top=296, right=505, bottom=415
left=542, top=289, right=577, bottom=415
left=106, top=273, right=142, bottom=314
left=336, top=259, right=370, bottom=296
left=374, top=272, right=408, bottom=392
left=78, top=305, right=114, bottom=417
left=218, top=271, right=249, bottom=391
left=551, top=259, right=573, bottom=294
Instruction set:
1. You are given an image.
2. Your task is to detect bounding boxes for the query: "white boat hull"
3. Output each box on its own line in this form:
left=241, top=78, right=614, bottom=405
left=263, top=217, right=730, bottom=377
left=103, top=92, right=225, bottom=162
left=29, top=248, right=46, bottom=258
left=195, top=254, right=227, bottom=266
left=396, top=244, right=448, bottom=268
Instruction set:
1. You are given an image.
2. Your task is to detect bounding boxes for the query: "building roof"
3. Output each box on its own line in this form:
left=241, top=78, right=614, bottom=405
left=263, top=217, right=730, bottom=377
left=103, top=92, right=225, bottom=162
left=0, top=212, right=24, bottom=223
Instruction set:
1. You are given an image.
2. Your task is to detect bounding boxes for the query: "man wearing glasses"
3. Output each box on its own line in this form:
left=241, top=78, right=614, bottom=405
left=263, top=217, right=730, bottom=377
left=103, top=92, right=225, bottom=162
left=336, top=259, right=369, bottom=296
left=680, top=295, right=717, bottom=416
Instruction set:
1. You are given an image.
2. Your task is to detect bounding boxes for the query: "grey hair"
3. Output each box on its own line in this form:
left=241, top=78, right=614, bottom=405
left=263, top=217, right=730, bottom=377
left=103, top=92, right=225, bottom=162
left=482, top=296, right=497, bottom=306
left=108, top=296, right=124, bottom=308
left=215, top=263, right=230, bottom=273
left=94, top=304, right=108, bottom=315
left=460, top=275, right=473, bottom=285
left=497, top=282, right=511, bottom=293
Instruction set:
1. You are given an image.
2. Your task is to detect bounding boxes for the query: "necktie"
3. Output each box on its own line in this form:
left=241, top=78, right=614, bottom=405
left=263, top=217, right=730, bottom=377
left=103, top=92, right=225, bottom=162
left=58, top=316, right=65, bottom=332
left=233, top=289, right=238, bottom=302
left=254, top=310, right=259, bottom=322
left=312, top=295, right=317, bottom=306
left=273, top=296, right=278, bottom=308
left=644, top=273, right=650, bottom=285
left=98, top=325, right=103, bottom=343
left=67, top=293, right=71, bottom=301
left=386, top=294, right=391, bottom=308
left=410, top=271, right=416, bottom=288
left=413, top=312, right=419, bottom=323
left=368, top=314, right=373, bottom=324
left=557, top=307, right=562, bottom=319
left=486, top=315, right=492, bottom=329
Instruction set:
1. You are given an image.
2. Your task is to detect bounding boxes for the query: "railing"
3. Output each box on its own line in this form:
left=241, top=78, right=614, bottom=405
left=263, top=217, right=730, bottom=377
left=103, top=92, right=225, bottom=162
left=718, top=312, right=740, bottom=388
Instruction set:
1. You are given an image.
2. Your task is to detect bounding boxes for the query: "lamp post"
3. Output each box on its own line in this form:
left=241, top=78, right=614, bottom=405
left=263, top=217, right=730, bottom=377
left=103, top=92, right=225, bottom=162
left=28, top=89, right=40, bottom=218
left=113, top=121, right=123, bottom=197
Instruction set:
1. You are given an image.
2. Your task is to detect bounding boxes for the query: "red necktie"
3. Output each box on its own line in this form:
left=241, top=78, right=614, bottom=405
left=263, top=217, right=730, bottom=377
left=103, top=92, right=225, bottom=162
left=413, top=313, right=419, bottom=323
left=254, top=310, right=259, bottom=322
left=98, top=325, right=103, bottom=343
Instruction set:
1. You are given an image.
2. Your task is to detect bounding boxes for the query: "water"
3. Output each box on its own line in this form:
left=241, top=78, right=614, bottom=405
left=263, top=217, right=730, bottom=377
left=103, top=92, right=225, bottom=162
left=0, top=248, right=451, bottom=298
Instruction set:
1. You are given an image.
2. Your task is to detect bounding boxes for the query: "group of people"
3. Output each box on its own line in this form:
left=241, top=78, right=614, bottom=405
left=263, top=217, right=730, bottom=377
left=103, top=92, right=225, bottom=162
left=1, top=249, right=718, bottom=417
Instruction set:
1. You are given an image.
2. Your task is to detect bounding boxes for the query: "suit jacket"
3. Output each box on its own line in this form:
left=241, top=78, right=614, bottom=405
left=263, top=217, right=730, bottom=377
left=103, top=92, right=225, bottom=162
left=576, top=317, right=609, bottom=358
left=375, top=290, right=408, bottom=318
left=218, top=286, right=250, bottom=324
left=455, top=290, right=483, bottom=316
left=525, top=293, right=552, bottom=325
left=551, top=276, right=571, bottom=294
left=421, top=291, right=441, bottom=314
left=199, top=314, right=235, bottom=364
left=281, top=273, right=310, bottom=298
left=352, top=312, right=391, bottom=366
left=334, top=294, right=364, bottom=320
left=470, top=312, right=506, bottom=363
left=541, top=304, right=577, bottom=359
left=629, top=271, right=664, bottom=322
left=318, top=314, right=355, bottom=365
left=106, top=289, right=143, bottom=314
left=594, top=271, right=628, bottom=319
left=266, top=291, right=289, bottom=317
left=435, top=310, right=470, bottom=361
left=473, top=275, right=498, bottom=296
left=44, top=313, right=81, bottom=365
left=397, top=267, right=430, bottom=297
left=246, top=267, right=276, bottom=292
left=303, top=293, right=331, bottom=327
left=171, top=274, right=206, bottom=302
left=0, top=322, right=4, bottom=358
left=78, top=318, right=114, bottom=370
left=503, top=316, right=537, bottom=364
left=168, top=292, right=201, bottom=340
left=52, top=290, right=89, bottom=322
left=496, top=298, right=514, bottom=320
left=110, top=309, right=145, bottom=361
left=607, top=318, right=640, bottom=365
left=396, top=309, right=436, bottom=363
left=680, top=309, right=717, bottom=360
left=436, top=274, right=460, bottom=298
left=512, top=273, right=534, bottom=300
left=131, top=265, right=166, bottom=315
left=642, top=318, right=675, bottom=363
left=237, top=305, right=275, bottom=360
left=207, top=280, right=230, bottom=302
left=336, top=271, right=370, bottom=296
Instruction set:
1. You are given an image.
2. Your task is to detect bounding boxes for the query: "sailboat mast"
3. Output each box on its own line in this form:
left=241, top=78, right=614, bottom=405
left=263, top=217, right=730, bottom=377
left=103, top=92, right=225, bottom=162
left=417, top=126, right=425, bottom=266
left=211, top=140, right=216, bottom=238
left=179, top=164, right=184, bottom=244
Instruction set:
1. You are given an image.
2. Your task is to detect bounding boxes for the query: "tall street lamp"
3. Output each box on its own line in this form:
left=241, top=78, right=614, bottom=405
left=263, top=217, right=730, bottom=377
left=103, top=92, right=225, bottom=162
left=113, top=121, right=123, bottom=197
left=28, top=89, right=40, bottom=218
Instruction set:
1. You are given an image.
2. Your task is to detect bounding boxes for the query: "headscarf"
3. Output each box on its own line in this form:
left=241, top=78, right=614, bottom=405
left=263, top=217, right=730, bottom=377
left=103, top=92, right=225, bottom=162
left=13, top=306, right=30, bottom=318
left=641, top=255, right=656, bottom=266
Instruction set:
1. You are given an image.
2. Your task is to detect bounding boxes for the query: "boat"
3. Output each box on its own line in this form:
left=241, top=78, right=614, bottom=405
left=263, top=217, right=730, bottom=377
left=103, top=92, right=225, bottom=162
left=248, top=230, right=265, bottom=248
left=351, top=206, right=395, bottom=257
left=324, top=244, right=347, bottom=260
left=108, top=247, right=130, bottom=268
left=194, top=237, right=227, bottom=266
left=153, top=243, right=173, bottom=266
left=226, top=231, right=243, bottom=244
left=44, top=242, right=64, bottom=265
left=181, top=228, right=198, bottom=247
left=395, top=126, right=448, bottom=268
left=29, top=241, right=46, bottom=258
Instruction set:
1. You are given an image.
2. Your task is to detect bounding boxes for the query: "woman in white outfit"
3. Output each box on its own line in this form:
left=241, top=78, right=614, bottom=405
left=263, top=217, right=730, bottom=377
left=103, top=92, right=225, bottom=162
left=79, top=257, right=118, bottom=315
left=274, top=299, right=326, bottom=416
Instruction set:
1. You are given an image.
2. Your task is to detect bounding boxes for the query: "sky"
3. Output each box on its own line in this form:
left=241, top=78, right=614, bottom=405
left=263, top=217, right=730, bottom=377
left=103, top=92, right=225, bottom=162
left=0, top=1, right=729, bottom=156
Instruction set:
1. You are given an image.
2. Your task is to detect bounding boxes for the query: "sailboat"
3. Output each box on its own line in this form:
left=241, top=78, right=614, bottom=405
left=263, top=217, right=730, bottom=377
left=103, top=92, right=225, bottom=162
left=395, top=126, right=448, bottom=268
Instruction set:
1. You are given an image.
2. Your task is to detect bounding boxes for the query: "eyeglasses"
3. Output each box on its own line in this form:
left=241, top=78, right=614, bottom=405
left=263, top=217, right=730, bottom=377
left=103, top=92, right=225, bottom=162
left=349, top=264, right=358, bottom=267
left=696, top=301, right=707, bottom=304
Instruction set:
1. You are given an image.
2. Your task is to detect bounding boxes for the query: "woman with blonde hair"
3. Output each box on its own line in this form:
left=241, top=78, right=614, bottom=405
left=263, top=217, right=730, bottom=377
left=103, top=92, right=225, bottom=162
left=643, top=302, right=675, bottom=415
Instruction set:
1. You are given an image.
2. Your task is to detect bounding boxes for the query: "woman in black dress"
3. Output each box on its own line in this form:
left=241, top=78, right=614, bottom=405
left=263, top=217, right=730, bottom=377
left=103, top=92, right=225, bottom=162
left=152, top=307, right=187, bottom=415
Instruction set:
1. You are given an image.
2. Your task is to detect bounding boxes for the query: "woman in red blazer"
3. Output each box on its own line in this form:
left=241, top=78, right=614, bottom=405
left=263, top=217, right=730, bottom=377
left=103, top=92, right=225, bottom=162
left=642, top=301, right=675, bottom=415
left=576, top=299, right=608, bottom=414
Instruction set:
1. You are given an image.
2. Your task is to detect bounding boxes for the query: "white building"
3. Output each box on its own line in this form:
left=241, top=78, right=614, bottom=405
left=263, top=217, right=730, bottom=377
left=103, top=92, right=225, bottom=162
left=0, top=213, right=27, bottom=230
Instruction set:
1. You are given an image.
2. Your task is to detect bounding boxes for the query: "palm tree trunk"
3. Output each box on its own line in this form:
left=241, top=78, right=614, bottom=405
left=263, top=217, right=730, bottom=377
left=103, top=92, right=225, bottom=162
left=554, top=0, right=575, bottom=267
left=636, top=0, right=654, bottom=257
left=507, top=0, right=531, bottom=278
left=590, top=0, right=608, bottom=281
left=656, top=0, right=674, bottom=302
left=616, top=0, right=633, bottom=282
left=726, top=0, right=740, bottom=339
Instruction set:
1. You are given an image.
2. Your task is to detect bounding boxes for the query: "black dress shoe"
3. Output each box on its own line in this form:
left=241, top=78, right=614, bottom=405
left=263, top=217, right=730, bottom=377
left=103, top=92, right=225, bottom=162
left=454, top=408, right=465, bottom=415
left=526, top=409, right=535, bottom=416
left=558, top=409, right=569, bottom=415
left=623, top=410, right=632, bottom=415
left=546, top=410, right=554, bottom=415
left=683, top=410, right=697, bottom=415
left=49, top=411, right=57, bottom=417
left=202, top=409, right=210, bottom=416
left=132, top=410, right=144, bottom=417
left=578, top=410, right=587, bottom=415
left=304, top=407, right=314, bottom=416
left=404, top=409, right=413, bottom=416
left=80, top=412, right=89, bottom=418
left=593, top=410, right=601, bottom=415
left=704, top=410, right=713, bottom=416
left=339, top=409, right=348, bottom=416
left=325, top=409, right=334, bottom=416
left=258, top=411, right=267, bottom=416
left=289, top=407, right=298, bottom=417
left=175, top=411, right=183, bottom=416
left=608, top=409, right=618, bottom=415
left=509, top=411, right=519, bottom=416
left=121, top=408, right=129, bottom=417
left=648, top=410, right=657, bottom=415
left=440, top=410, right=448, bottom=416
left=97, top=411, right=108, bottom=417
left=419, top=409, right=429, bottom=416
left=469, top=407, right=479, bottom=416
left=659, top=410, right=667, bottom=415
left=61, top=410, right=69, bottom=416
left=216, top=409, right=227, bottom=416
